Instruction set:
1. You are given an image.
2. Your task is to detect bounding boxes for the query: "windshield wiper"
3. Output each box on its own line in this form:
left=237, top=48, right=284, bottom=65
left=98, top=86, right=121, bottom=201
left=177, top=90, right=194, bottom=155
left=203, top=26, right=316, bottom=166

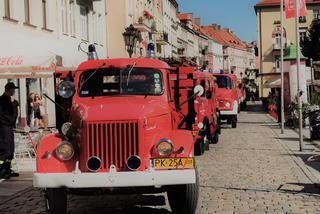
left=126, top=62, right=137, bottom=86
left=79, top=63, right=106, bottom=91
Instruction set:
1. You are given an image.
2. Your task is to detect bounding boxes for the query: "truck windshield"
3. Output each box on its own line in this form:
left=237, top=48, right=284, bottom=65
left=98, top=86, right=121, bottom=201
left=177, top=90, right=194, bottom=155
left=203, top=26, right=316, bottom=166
left=79, top=68, right=164, bottom=97
left=216, top=76, right=232, bottom=89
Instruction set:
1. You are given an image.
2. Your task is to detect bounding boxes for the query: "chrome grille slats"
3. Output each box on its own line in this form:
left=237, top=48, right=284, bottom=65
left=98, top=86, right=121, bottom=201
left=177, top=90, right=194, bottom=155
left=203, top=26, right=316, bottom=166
left=86, top=121, right=139, bottom=170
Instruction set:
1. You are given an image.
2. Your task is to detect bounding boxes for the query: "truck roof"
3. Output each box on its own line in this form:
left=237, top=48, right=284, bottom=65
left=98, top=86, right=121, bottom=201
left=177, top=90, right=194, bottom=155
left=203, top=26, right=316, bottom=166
left=77, top=58, right=171, bottom=71
left=212, top=73, right=237, bottom=79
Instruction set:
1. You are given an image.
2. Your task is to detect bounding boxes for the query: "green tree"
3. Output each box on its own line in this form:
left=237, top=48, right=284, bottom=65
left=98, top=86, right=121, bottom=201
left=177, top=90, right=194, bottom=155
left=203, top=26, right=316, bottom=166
left=301, top=19, right=320, bottom=61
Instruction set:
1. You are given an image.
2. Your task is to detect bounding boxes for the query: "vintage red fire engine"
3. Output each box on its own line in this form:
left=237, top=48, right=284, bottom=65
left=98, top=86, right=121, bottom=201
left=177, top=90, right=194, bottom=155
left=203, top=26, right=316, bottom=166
left=170, top=66, right=220, bottom=156
left=33, top=49, right=201, bottom=214
left=212, top=73, right=239, bottom=128
left=238, top=81, right=247, bottom=110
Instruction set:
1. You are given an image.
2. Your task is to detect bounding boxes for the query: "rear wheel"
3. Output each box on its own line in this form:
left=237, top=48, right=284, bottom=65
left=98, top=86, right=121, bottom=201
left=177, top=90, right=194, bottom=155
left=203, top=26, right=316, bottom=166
left=45, top=188, right=67, bottom=214
left=167, top=167, right=199, bottom=214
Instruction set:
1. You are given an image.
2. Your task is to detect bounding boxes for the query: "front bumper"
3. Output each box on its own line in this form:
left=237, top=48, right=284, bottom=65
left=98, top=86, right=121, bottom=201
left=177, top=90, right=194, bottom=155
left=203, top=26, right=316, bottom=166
left=220, top=102, right=238, bottom=116
left=33, top=169, right=196, bottom=188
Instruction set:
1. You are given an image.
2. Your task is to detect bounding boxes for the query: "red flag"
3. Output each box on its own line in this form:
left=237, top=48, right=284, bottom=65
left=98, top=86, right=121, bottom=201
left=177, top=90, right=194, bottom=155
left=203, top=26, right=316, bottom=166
left=285, top=0, right=307, bottom=19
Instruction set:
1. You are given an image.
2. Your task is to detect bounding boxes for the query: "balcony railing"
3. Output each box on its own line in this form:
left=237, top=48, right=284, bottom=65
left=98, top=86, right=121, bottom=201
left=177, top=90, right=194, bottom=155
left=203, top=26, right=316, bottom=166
left=133, top=17, right=156, bottom=33
left=156, top=32, right=169, bottom=45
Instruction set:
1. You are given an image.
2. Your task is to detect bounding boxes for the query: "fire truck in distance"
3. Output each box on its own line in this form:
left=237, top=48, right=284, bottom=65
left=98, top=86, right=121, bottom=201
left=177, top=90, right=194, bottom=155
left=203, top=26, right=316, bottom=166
left=33, top=46, right=201, bottom=214
left=212, top=73, right=239, bottom=128
left=169, top=66, right=220, bottom=156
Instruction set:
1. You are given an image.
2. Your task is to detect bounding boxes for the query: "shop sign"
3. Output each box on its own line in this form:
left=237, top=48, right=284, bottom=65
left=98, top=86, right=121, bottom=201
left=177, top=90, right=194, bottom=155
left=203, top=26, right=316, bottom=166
left=0, top=56, right=23, bottom=66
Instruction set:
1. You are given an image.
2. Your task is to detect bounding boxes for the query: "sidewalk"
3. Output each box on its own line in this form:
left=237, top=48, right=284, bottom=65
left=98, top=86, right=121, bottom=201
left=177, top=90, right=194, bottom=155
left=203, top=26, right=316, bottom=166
left=267, top=113, right=320, bottom=186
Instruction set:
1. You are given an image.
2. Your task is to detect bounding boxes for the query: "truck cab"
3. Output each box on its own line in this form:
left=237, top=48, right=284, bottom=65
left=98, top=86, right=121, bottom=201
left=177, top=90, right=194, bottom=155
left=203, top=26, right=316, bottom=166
left=212, top=73, right=239, bottom=128
left=33, top=58, right=199, bottom=214
left=170, top=67, right=220, bottom=156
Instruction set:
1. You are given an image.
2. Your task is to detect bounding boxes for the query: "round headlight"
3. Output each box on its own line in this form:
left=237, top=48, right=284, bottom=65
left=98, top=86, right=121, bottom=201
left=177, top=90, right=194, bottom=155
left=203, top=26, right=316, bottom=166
left=61, top=122, right=72, bottom=136
left=197, top=122, right=204, bottom=129
left=58, top=81, right=75, bottom=99
left=156, top=139, right=174, bottom=157
left=56, top=141, right=74, bottom=161
left=225, top=102, right=231, bottom=107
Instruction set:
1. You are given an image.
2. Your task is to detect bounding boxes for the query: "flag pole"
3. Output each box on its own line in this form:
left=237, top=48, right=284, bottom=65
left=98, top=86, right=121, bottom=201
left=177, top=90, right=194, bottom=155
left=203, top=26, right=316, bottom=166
left=295, top=0, right=303, bottom=151
left=280, top=0, right=285, bottom=134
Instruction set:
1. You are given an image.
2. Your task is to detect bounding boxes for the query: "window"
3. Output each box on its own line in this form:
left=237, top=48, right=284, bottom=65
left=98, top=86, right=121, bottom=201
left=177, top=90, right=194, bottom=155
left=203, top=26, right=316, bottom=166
left=299, top=30, right=307, bottom=43
left=69, top=0, right=75, bottom=36
left=61, top=0, right=68, bottom=34
left=4, top=0, right=10, bottom=18
left=216, top=76, right=232, bottom=89
left=80, top=6, right=88, bottom=40
left=275, top=33, right=281, bottom=46
left=42, top=0, right=47, bottom=29
left=313, top=9, right=320, bottom=20
left=79, top=68, right=164, bottom=97
left=299, top=16, right=307, bottom=23
left=24, top=0, right=30, bottom=23
left=274, top=55, right=280, bottom=72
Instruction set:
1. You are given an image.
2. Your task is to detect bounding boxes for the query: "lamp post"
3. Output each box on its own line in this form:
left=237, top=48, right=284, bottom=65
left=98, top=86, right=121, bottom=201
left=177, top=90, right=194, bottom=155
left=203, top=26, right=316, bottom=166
left=123, top=24, right=140, bottom=58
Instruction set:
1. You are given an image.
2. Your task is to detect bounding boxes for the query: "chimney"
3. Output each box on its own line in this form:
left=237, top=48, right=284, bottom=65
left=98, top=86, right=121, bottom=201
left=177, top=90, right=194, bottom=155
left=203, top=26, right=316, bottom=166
left=193, top=18, right=201, bottom=26
left=212, top=24, right=217, bottom=29
left=224, top=28, right=230, bottom=32
left=217, top=25, right=221, bottom=30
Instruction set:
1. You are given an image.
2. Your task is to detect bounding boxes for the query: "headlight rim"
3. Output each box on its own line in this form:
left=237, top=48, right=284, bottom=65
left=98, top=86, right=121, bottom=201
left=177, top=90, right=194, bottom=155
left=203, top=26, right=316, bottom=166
left=156, top=138, right=174, bottom=157
left=61, top=122, right=73, bottom=136
left=58, top=80, right=75, bottom=99
left=56, top=141, right=75, bottom=161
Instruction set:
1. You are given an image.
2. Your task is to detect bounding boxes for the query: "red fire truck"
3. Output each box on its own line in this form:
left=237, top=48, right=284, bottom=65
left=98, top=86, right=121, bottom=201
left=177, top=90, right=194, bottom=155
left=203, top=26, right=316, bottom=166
left=170, top=66, right=220, bottom=156
left=33, top=50, right=200, bottom=214
left=238, top=81, right=247, bottom=110
left=212, top=73, right=239, bottom=128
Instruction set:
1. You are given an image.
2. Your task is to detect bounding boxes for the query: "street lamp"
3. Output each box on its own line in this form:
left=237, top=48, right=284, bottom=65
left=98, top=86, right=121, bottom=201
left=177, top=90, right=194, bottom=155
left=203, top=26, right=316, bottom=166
left=123, top=24, right=140, bottom=58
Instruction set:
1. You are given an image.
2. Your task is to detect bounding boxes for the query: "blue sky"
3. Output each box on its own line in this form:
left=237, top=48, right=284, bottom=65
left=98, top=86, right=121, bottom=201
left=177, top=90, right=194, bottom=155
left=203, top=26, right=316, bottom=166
left=176, top=0, right=261, bottom=42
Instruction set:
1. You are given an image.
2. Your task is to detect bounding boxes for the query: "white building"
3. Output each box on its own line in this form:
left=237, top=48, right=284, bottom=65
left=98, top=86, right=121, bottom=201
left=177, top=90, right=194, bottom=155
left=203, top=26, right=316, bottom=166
left=211, top=39, right=223, bottom=72
left=0, top=0, right=106, bottom=128
left=162, top=0, right=179, bottom=58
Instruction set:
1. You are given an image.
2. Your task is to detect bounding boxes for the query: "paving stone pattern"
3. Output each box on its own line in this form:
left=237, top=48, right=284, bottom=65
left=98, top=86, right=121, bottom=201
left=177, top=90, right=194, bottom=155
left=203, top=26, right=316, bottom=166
left=0, top=104, right=319, bottom=214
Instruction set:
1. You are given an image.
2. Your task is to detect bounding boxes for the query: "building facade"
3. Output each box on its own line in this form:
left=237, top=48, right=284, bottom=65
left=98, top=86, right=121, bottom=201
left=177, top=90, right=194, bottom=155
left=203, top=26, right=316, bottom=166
left=0, top=0, right=106, bottom=127
left=255, top=0, right=320, bottom=97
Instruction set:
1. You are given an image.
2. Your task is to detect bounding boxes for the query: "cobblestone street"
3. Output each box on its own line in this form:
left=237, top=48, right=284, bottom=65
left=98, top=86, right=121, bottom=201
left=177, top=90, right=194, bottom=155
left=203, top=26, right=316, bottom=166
left=1, top=104, right=320, bottom=214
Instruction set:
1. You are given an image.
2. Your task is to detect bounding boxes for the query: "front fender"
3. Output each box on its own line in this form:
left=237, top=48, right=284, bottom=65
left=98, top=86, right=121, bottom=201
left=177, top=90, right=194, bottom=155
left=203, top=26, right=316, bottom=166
left=171, top=130, right=194, bottom=157
left=36, top=134, right=76, bottom=173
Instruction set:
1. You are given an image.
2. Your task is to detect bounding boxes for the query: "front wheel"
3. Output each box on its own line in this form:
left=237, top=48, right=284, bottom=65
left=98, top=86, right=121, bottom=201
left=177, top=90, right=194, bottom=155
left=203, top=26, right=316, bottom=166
left=45, top=188, right=67, bottom=214
left=194, top=139, right=204, bottom=156
left=167, top=168, right=199, bottom=214
left=211, top=130, right=219, bottom=144
left=231, top=118, right=237, bottom=128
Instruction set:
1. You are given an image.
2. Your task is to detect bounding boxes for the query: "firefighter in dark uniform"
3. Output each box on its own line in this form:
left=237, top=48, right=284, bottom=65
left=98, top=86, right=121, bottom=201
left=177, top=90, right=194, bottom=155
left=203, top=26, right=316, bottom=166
left=0, top=82, right=19, bottom=179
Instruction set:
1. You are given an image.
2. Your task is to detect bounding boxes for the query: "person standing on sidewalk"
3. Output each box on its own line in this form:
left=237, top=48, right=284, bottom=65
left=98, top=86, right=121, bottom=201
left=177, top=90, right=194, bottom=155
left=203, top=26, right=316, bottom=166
left=0, top=82, right=19, bottom=179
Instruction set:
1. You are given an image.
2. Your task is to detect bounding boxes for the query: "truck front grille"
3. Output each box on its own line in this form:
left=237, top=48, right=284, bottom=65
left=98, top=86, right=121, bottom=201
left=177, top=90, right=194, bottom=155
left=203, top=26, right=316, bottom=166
left=85, top=121, right=139, bottom=170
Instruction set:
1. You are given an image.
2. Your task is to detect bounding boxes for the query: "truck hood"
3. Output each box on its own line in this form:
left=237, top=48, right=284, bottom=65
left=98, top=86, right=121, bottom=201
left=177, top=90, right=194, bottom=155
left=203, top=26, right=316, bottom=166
left=73, top=96, right=169, bottom=121
left=217, top=88, right=233, bottom=100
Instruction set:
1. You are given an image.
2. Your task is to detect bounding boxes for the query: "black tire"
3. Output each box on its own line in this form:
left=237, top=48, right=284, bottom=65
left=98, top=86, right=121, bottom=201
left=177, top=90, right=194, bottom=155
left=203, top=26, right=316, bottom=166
left=167, top=167, right=199, bottom=214
left=231, top=120, right=237, bottom=128
left=211, top=131, right=219, bottom=144
left=45, top=188, right=67, bottom=214
left=194, top=139, right=204, bottom=156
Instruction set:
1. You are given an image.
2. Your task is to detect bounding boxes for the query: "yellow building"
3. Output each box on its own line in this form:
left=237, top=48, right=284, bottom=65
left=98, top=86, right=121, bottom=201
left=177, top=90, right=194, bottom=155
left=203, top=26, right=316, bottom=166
left=255, top=0, right=320, bottom=97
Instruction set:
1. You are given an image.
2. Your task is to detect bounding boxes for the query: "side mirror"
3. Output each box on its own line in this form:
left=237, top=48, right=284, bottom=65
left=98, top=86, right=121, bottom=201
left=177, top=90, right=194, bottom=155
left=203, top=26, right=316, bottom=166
left=58, top=81, right=75, bottom=99
left=194, top=85, right=204, bottom=97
